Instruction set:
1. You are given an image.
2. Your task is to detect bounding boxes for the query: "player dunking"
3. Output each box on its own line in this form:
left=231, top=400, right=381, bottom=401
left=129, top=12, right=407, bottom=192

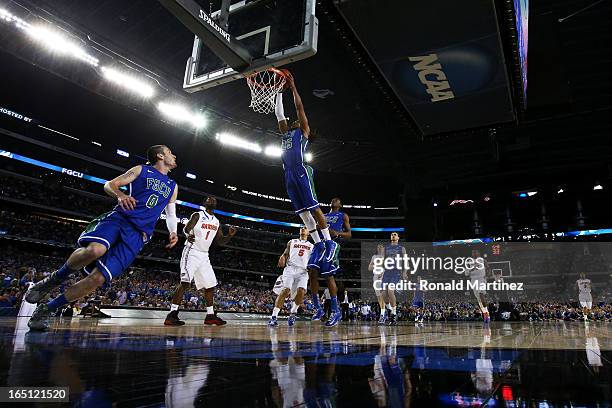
left=26, top=145, right=179, bottom=330
left=268, top=227, right=313, bottom=327
left=274, top=70, right=342, bottom=327
left=576, top=272, right=593, bottom=320
left=164, top=197, right=236, bottom=326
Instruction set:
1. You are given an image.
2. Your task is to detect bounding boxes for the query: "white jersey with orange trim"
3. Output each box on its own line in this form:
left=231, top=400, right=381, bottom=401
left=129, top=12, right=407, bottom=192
left=191, top=211, right=220, bottom=252
left=286, top=239, right=313, bottom=269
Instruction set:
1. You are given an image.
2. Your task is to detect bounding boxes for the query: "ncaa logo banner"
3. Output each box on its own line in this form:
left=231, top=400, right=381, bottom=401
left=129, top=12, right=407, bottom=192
left=335, top=0, right=515, bottom=135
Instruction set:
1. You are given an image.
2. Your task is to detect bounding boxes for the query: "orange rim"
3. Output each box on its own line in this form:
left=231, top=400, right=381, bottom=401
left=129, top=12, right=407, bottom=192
left=246, top=68, right=286, bottom=89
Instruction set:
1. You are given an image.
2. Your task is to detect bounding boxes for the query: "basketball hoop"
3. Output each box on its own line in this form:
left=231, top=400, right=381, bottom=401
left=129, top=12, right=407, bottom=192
left=245, top=68, right=287, bottom=114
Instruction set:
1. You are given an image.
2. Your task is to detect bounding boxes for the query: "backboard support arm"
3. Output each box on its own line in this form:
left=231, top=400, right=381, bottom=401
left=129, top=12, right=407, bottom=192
left=218, top=0, right=231, bottom=31
left=158, top=0, right=252, bottom=72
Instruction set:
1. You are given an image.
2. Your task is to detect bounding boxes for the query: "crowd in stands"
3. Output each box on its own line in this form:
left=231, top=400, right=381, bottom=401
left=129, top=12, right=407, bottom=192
left=2, top=169, right=612, bottom=322
left=0, top=244, right=305, bottom=314
left=2, top=244, right=612, bottom=320
left=0, top=209, right=364, bottom=278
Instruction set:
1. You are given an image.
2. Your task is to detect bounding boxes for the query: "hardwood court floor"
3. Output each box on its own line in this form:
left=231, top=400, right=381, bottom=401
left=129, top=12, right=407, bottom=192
left=0, top=317, right=610, bottom=407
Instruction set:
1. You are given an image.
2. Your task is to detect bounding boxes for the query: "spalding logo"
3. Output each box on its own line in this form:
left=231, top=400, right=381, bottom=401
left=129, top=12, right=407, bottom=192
left=408, top=54, right=454, bottom=102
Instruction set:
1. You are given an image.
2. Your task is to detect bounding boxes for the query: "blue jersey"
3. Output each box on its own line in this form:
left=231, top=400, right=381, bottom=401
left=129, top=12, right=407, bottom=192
left=281, top=128, right=308, bottom=170
left=385, top=244, right=404, bottom=271
left=115, top=165, right=176, bottom=236
left=325, top=211, right=345, bottom=241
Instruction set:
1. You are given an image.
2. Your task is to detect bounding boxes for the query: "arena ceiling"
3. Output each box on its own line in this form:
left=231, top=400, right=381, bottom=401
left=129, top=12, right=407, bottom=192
left=0, top=0, right=611, bottom=203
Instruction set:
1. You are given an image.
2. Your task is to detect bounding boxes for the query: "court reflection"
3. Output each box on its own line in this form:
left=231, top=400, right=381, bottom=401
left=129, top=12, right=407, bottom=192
left=0, top=320, right=610, bottom=407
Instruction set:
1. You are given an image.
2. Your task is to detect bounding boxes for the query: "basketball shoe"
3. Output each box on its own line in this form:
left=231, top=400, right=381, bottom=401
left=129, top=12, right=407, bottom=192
left=164, top=311, right=185, bottom=326
left=28, top=303, right=51, bottom=331
left=325, top=310, right=342, bottom=327
left=204, top=314, right=227, bottom=326
left=25, top=273, right=63, bottom=304
left=268, top=316, right=279, bottom=327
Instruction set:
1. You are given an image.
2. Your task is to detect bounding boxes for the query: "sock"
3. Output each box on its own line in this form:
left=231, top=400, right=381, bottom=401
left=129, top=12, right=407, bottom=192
left=331, top=296, right=338, bottom=313
left=320, top=228, right=331, bottom=241
left=310, top=230, right=321, bottom=243
left=291, top=303, right=299, bottom=313
left=170, top=304, right=179, bottom=312
left=386, top=303, right=391, bottom=310
left=312, top=294, right=321, bottom=310
left=206, top=306, right=214, bottom=314
left=55, top=262, right=78, bottom=280
left=272, top=307, right=280, bottom=317
left=391, top=306, right=397, bottom=315
left=482, top=307, right=488, bottom=314
left=47, top=294, right=68, bottom=312
left=380, top=308, right=387, bottom=316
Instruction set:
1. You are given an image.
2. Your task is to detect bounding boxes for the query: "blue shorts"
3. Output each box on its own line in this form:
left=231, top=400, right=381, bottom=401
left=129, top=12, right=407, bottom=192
left=412, top=289, right=424, bottom=307
left=320, top=242, right=340, bottom=276
left=307, top=242, right=325, bottom=271
left=284, top=165, right=319, bottom=214
left=382, top=270, right=401, bottom=285
left=308, top=242, right=340, bottom=276
left=77, top=211, right=148, bottom=283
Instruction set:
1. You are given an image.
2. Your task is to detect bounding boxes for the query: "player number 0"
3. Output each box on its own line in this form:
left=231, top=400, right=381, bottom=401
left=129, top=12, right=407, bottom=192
left=146, top=194, right=159, bottom=208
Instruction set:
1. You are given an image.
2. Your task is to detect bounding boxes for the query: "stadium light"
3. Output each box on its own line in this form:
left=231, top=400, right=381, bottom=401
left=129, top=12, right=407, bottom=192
left=304, top=152, right=313, bottom=162
left=593, top=183, right=603, bottom=191
left=264, top=145, right=282, bottom=157
left=116, top=149, right=129, bottom=158
left=216, top=133, right=262, bottom=153
left=186, top=172, right=196, bottom=180
left=1, top=8, right=32, bottom=31
left=101, top=67, right=155, bottom=98
left=38, top=125, right=79, bottom=141
left=92, top=141, right=102, bottom=147
left=527, top=191, right=538, bottom=197
left=157, top=102, right=206, bottom=129
left=26, top=25, right=99, bottom=66
left=450, top=199, right=474, bottom=206
left=206, top=179, right=214, bottom=184
left=433, top=202, right=438, bottom=207
left=557, top=188, right=564, bottom=194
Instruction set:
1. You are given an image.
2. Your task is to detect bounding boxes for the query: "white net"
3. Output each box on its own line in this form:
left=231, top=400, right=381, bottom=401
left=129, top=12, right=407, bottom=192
left=246, top=69, right=286, bottom=114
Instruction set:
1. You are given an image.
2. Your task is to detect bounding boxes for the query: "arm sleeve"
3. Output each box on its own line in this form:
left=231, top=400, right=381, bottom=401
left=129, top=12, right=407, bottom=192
left=165, top=202, right=178, bottom=234
left=275, top=92, right=285, bottom=122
